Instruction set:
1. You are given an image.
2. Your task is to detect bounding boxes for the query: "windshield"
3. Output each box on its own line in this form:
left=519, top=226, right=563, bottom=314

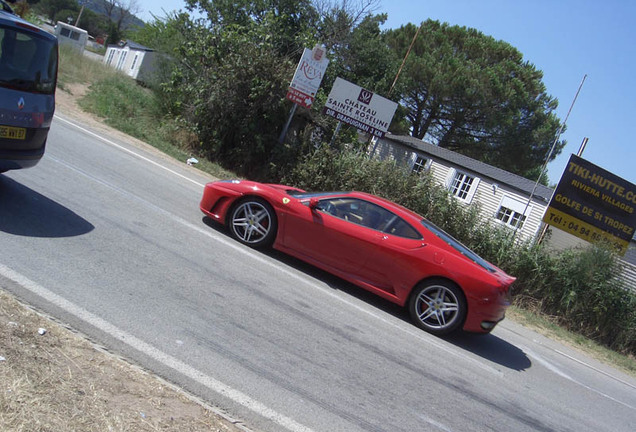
left=420, top=219, right=496, bottom=273
left=0, top=24, right=58, bottom=94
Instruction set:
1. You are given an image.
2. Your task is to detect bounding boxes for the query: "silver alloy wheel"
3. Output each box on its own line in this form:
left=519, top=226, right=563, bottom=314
left=413, top=284, right=461, bottom=331
left=230, top=200, right=273, bottom=245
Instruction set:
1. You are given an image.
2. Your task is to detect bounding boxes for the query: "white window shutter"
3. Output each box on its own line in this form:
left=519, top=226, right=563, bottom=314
left=464, top=177, right=480, bottom=203
left=445, top=168, right=457, bottom=190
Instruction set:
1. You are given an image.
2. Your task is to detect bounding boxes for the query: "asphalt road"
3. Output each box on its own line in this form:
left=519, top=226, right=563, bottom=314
left=1, top=114, right=635, bottom=432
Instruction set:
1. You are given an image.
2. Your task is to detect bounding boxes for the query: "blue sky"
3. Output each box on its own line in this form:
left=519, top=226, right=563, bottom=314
left=135, top=0, right=635, bottom=186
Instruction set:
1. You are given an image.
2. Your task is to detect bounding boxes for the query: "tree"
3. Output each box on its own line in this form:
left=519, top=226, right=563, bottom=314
left=77, top=7, right=110, bottom=37
left=130, top=11, right=188, bottom=54
left=386, top=20, right=564, bottom=180
left=156, top=1, right=321, bottom=178
left=184, top=0, right=318, bottom=56
left=164, top=0, right=397, bottom=177
left=34, top=0, right=78, bottom=21
left=99, top=0, right=140, bottom=32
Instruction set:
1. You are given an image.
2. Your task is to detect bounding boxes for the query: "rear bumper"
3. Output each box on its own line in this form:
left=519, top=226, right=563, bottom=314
left=0, top=143, right=45, bottom=171
left=0, top=126, right=48, bottom=171
left=463, top=294, right=510, bottom=333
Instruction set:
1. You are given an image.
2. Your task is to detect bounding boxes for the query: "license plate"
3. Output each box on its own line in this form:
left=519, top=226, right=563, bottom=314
left=0, top=126, right=27, bottom=140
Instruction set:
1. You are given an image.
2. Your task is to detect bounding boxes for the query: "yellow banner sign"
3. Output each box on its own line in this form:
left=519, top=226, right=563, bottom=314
left=544, top=154, right=635, bottom=255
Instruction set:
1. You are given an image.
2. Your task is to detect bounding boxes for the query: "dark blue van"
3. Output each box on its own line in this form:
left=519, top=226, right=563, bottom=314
left=0, top=1, right=58, bottom=172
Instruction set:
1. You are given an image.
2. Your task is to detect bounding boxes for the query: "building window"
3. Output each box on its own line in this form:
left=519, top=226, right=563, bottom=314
left=449, top=171, right=476, bottom=201
left=131, top=54, right=138, bottom=70
left=60, top=28, right=70, bottom=38
left=70, top=31, right=80, bottom=41
left=495, top=196, right=531, bottom=229
left=496, top=207, right=526, bottom=228
left=116, top=51, right=127, bottom=70
left=411, top=155, right=429, bottom=174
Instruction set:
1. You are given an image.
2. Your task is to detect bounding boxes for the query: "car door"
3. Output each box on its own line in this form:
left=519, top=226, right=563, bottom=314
left=357, top=216, right=430, bottom=298
left=281, top=197, right=387, bottom=275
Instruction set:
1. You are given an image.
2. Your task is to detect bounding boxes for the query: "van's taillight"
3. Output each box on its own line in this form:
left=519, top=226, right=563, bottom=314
left=17, top=22, right=40, bottom=32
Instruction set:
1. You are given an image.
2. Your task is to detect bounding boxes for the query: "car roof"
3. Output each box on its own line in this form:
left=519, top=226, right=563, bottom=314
left=0, top=6, right=57, bottom=43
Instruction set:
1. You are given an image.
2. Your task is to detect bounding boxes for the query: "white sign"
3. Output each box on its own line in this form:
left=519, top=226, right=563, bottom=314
left=286, top=46, right=329, bottom=109
left=323, top=77, right=398, bottom=138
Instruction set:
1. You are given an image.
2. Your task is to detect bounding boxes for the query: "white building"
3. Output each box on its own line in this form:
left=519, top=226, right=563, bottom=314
left=370, top=134, right=553, bottom=242
left=54, top=22, right=88, bottom=53
left=104, top=41, right=158, bottom=83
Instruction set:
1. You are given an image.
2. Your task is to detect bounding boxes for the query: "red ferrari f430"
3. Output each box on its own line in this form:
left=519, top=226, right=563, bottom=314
left=200, top=180, right=515, bottom=336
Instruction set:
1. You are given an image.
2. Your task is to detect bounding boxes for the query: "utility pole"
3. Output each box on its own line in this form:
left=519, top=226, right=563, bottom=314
left=75, top=5, right=85, bottom=27
left=514, top=74, right=588, bottom=242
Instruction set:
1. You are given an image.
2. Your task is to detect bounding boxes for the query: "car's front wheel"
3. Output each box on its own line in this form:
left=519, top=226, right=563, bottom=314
left=409, top=280, right=466, bottom=335
left=228, top=197, right=277, bottom=248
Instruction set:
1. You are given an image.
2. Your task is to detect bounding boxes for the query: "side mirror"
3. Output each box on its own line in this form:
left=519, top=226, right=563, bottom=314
left=309, top=197, right=320, bottom=209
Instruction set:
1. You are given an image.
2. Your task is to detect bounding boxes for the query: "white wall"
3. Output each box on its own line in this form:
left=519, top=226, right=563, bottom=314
left=104, top=47, right=157, bottom=83
left=369, top=137, right=547, bottom=241
left=55, top=22, right=87, bottom=53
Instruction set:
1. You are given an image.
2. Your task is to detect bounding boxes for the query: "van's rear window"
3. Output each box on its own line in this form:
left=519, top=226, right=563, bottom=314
left=0, top=25, right=57, bottom=94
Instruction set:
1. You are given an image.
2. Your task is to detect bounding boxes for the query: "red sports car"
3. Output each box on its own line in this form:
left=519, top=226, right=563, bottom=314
left=200, top=180, right=515, bottom=335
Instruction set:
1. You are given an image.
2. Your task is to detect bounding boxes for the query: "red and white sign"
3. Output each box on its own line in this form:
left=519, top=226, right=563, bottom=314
left=286, top=46, right=329, bottom=109
left=323, top=77, right=398, bottom=138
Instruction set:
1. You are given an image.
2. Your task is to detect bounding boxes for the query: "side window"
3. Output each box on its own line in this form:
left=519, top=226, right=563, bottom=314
left=384, top=219, right=421, bottom=239
left=315, top=198, right=421, bottom=239
left=315, top=198, right=390, bottom=229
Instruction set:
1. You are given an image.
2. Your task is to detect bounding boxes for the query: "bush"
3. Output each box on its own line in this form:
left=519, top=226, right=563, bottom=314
left=511, top=245, right=636, bottom=354
left=284, top=145, right=482, bottom=237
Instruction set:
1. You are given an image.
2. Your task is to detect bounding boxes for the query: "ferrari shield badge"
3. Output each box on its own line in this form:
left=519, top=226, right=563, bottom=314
left=282, top=198, right=290, bottom=204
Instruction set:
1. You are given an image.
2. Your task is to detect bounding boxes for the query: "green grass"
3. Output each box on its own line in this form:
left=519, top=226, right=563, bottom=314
left=57, top=48, right=235, bottom=180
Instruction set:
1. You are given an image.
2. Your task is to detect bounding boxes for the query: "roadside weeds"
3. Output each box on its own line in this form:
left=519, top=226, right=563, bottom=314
left=0, top=289, right=243, bottom=432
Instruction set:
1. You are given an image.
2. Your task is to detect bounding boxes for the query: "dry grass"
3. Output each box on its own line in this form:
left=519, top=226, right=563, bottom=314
left=0, top=290, right=242, bottom=432
left=57, top=46, right=120, bottom=90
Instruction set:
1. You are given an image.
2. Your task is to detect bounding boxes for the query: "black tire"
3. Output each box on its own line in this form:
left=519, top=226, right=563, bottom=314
left=228, top=197, right=277, bottom=248
left=408, top=279, right=466, bottom=335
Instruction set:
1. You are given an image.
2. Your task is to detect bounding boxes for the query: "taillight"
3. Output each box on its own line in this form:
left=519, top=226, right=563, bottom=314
left=16, top=22, right=40, bottom=32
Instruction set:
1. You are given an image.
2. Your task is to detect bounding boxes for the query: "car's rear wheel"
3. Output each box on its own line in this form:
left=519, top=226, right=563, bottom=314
left=229, top=197, right=277, bottom=248
left=409, top=280, right=466, bottom=335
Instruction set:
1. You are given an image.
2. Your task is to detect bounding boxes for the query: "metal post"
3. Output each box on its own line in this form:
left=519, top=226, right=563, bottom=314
left=514, top=74, right=587, bottom=243
left=577, top=137, right=589, bottom=157
left=329, top=122, right=342, bottom=147
left=75, top=5, right=85, bottom=26
left=278, top=104, right=298, bottom=144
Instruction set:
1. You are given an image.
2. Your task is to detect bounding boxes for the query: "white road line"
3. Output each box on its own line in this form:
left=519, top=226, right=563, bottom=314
left=521, top=346, right=635, bottom=411
left=503, top=324, right=636, bottom=392
left=53, top=114, right=206, bottom=188
left=0, top=263, right=315, bottom=432
left=554, top=349, right=636, bottom=391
